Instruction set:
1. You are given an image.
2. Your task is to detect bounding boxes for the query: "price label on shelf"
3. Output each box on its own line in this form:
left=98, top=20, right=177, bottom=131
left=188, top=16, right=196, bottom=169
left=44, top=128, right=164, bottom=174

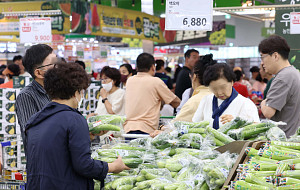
left=290, top=12, right=300, bottom=34
left=20, top=17, right=52, bottom=43
left=165, top=0, right=213, bottom=31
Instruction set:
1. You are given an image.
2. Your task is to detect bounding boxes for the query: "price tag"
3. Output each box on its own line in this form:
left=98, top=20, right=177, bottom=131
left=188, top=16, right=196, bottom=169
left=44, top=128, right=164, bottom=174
left=20, top=17, right=52, bottom=43
left=165, top=0, right=213, bottom=31
left=290, top=12, right=300, bottom=34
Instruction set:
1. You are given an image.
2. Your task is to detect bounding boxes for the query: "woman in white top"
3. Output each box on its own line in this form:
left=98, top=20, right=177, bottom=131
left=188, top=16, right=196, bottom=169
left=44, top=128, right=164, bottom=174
left=95, top=66, right=125, bottom=115
left=192, top=63, right=259, bottom=129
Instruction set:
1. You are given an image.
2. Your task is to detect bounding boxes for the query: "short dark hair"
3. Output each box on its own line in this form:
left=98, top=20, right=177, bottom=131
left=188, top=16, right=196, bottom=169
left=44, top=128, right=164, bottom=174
left=258, top=35, right=290, bottom=60
left=234, top=70, right=243, bottom=81
left=75, top=60, right=86, bottom=70
left=155, top=59, right=165, bottom=71
left=203, top=63, right=236, bottom=86
left=7, top=63, right=20, bottom=79
left=184, top=49, right=199, bottom=59
left=250, top=66, right=259, bottom=73
left=13, top=55, right=22, bottom=62
left=165, top=67, right=171, bottom=73
left=44, top=62, right=90, bottom=100
left=194, top=54, right=216, bottom=85
left=100, top=66, right=121, bottom=87
left=120, top=63, right=133, bottom=74
left=136, top=53, right=155, bottom=72
left=23, top=44, right=53, bottom=78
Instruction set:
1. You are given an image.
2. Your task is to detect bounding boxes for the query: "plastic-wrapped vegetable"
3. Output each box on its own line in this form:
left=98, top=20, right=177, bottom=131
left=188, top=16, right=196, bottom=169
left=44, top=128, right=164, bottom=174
left=230, top=180, right=271, bottom=190
left=270, top=141, right=300, bottom=150
left=165, top=153, right=192, bottom=172
left=88, top=115, right=125, bottom=134
left=266, top=127, right=287, bottom=141
left=278, top=177, right=300, bottom=186
left=111, top=176, right=136, bottom=189
left=240, top=173, right=275, bottom=188
left=206, top=126, right=234, bottom=144
left=218, top=117, right=248, bottom=134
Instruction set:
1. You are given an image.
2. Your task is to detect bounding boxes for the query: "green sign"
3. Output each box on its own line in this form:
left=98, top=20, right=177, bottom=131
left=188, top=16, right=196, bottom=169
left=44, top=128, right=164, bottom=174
left=261, top=27, right=275, bottom=37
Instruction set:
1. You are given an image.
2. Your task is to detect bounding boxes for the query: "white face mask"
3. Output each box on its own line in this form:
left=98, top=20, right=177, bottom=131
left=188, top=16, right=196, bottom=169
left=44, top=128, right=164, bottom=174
left=102, top=82, right=113, bottom=92
left=76, top=92, right=84, bottom=109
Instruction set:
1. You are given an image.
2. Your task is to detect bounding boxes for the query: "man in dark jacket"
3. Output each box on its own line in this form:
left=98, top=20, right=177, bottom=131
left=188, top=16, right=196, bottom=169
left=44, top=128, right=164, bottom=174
left=175, top=49, right=199, bottom=99
left=26, top=62, right=128, bottom=189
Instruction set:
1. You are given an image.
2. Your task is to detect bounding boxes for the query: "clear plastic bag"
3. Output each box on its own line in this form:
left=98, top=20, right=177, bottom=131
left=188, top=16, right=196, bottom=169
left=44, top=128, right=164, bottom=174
left=266, top=127, right=287, bottom=141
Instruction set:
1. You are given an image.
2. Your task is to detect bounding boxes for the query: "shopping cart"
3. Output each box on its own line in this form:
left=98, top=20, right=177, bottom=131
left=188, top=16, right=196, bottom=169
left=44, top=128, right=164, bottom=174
left=0, top=135, right=26, bottom=190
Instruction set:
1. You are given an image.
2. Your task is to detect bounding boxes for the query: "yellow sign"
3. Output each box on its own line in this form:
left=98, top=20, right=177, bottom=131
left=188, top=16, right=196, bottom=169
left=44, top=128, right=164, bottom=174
left=0, top=1, right=70, bottom=35
left=83, top=4, right=165, bottom=43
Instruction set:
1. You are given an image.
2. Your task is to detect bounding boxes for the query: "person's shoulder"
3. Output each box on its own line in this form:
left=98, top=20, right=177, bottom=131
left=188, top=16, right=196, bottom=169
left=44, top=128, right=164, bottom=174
left=236, top=94, right=253, bottom=104
left=115, top=88, right=125, bottom=95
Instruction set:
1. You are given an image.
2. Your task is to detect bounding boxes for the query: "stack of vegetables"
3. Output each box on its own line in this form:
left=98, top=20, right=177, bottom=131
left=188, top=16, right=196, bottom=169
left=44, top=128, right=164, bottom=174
left=228, top=141, right=300, bottom=189
left=88, top=115, right=126, bottom=134
left=92, top=129, right=238, bottom=190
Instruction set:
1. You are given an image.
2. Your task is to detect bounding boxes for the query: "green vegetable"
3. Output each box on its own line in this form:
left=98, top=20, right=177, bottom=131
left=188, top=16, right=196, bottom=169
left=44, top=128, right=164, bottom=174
left=116, top=185, right=134, bottom=190
left=281, top=170, right=300, bottom=179
left=213, top=137, right=225, bottom=146
left=112, top=144, right=145, bottom=151
left=199, top=181, right=209, bottom=190
left=279, top=177, right=300, bottom=186
left=122, top=158, right=143, bottom=168
left=234, top=180, right=271, bottom=190
left=188, top=128, right=206, bottom=134
left=241, top=126, right=270, bottom=140
left=136, top=175, right=146, bottom=182
left=277, top=183, right=300, bottom=190
left=111, top=176, right=136, bottom=189
left=164, top=183, right=181, bottom=190
left=244, top=173, right=274, bottom=188
left=171, top=172, right=177, bottom=178
left=206, top=126, right=234, bottom=144
left=104, top=181, right=113, bottom=190
left=221, top=117, right=247, bottom=134
left=271, top=141, right=300, bottom=150
left=89, top=124, right=120, bottom=134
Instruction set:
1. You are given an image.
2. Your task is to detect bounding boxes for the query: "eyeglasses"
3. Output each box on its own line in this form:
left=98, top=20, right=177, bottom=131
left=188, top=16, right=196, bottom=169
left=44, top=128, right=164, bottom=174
left=36, top=63, right=56, bottom=69
left=260, top=52, right=274, bottom=61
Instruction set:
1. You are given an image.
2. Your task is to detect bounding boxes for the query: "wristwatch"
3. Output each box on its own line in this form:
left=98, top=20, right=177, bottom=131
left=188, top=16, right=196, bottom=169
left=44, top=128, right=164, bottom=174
left=102, top=98, right=108, bottom=103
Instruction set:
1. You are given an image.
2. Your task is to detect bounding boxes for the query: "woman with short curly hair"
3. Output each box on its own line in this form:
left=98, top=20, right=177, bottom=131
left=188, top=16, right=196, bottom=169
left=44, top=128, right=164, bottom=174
left=25, top=62, right=129, bottom=190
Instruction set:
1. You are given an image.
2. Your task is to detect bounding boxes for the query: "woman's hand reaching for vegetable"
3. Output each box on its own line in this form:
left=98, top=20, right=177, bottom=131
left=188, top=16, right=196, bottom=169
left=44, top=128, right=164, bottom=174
left=108, top=156, right=130, bottom=173
left=220, top=114, right=234, bottom=124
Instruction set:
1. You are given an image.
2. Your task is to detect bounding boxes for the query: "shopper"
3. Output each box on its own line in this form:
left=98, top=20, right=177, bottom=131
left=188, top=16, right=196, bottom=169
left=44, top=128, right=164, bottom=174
left=155, top=59, right=173, bottom=89
left=252, top=73, right=266, bottom=95
left=13, top=55, right=31, bottom=77
left=0, top=63, right=20, bottom=88
left=233, top=67, right=253, bottom=94
left=175, top=54, right=214, bottom=122
left=260, top=35, right=300, bottom=137
left=233, top=70, right=249, bottom=98
left=259, top=64, right=274, bottom=99
left=249, top=66, right=260, bottom=85
left=175, top=49, right=199, bottom=99
left=124, top=53, right=181, bottom=137
left=15, top=44, right=56, bottom=153
left=26, top=62, right=129, bottom=190
left=95, top=66, right=125, bottom=115
left=192, top=63, right=259, bottom=128
left=0, top=67, right=6, bottom=84
left=119, top=63, right=133, bottom=89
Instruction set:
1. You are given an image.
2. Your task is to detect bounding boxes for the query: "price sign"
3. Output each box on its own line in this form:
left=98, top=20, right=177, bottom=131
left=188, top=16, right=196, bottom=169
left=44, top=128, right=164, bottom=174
left=20, top=17, right=52, bottom=43
left=290, top=12, right=300, bottom=34
left=165, top=0, right=213, bottom=31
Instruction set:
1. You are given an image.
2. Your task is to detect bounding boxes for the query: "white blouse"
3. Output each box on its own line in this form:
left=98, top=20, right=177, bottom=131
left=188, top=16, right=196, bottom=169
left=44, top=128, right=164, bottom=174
left=95, top=88, right=125, bottom=116
left=192, top=94, right=260, bottom=127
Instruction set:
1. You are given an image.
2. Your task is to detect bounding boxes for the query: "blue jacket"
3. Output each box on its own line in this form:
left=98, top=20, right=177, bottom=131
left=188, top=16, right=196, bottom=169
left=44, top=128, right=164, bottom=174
left=25, top=102, right=108, bottom=190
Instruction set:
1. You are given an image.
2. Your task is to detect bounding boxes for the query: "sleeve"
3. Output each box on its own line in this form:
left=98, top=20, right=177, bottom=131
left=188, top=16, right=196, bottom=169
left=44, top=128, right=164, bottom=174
left=239, top=98, right=260, bottom=122
left=156, top=79, right=177, bottom=104
left=68, top=115, right=108, bottom=180
left=16, top=93, right=40, bottom=141
left=192, top=95, right=207, bottom=122
left=266, top=79, right=289, bottom=111
left=111, top=90, right=125, bottom=114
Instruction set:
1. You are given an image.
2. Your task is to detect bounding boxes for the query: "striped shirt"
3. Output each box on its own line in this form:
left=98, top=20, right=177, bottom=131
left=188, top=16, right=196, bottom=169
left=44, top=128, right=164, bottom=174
left=15, top=80, right=50, bottom=153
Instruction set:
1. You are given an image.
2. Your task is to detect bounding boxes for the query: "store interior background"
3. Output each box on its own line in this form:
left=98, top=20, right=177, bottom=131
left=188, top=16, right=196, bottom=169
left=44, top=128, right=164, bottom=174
left=0, top=0, right=299, bottom=79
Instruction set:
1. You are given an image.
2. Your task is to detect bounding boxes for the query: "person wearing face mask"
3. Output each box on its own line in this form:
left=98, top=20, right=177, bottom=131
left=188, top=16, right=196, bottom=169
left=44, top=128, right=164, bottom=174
left=25, top=62, right=129, bottom=190
left=95, top=66, right=125, bottom=115
left=192, top=63, right=259, bottom=128
left=0, top=63, right=20, bottom=88
left=119, top=63, right=133, bottom=89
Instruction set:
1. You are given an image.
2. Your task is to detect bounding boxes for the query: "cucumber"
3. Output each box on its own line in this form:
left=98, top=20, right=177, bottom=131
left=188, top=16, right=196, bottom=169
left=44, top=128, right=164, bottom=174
left=122, top=158, right=143, bottom=168
left=206, top=126, right=234, bottom=144
left=111, top=176, right=136, bottom=189
left=90, top=124, right=120, bottom=134
left=116, top=185, right=134, bottom=190
left=188, top=128, right=206, bottom=134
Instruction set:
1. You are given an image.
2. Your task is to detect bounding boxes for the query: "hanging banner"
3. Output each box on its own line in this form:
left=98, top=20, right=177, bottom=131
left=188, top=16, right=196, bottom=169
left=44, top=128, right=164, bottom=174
left=20, top=17, right=52, bottom=43
left=71, top=2, right=165, bottom=43
left=290, top=12, right=300, bottom=34
left=165, top=0, right=213, bottom=31
left=0, top=1, right=70, bottom=35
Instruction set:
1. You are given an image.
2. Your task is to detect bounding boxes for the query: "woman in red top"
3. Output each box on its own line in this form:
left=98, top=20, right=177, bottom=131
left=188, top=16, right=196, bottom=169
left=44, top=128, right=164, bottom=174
left=233, top=70, right=249, bottom=98
left=0, top=63, right=20, bottom=88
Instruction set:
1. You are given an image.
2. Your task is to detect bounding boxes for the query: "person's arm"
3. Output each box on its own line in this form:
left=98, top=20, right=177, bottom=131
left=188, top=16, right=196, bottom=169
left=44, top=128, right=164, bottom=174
left=192, top=95, right=208, bottom=122
left=261, top=99, right=276, bottom=119
left=100, top=88, right=115, bottom=114
left=170, top=97, right=181, bottom=108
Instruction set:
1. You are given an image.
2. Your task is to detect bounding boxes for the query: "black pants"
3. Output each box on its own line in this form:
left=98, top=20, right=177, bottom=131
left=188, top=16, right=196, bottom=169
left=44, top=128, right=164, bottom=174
left=125, top=130, right=149, bottom=141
